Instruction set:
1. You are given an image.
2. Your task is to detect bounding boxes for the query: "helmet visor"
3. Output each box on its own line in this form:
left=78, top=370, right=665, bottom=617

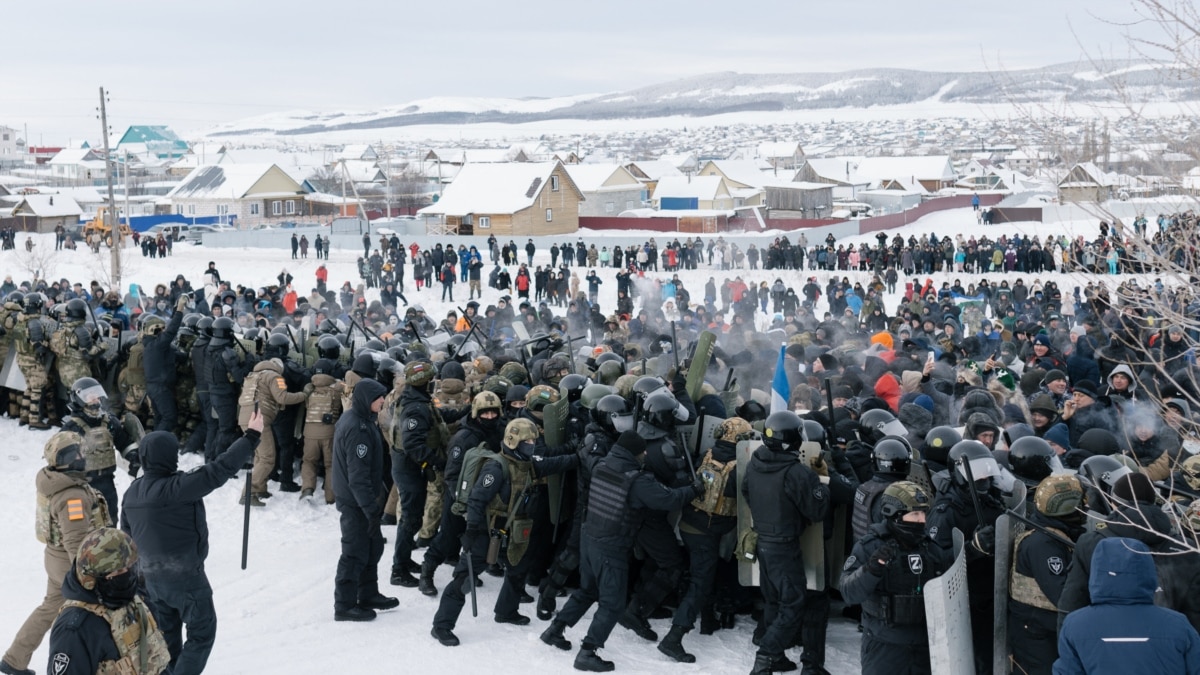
left=881, top=419, right=907, bottom=437
left=611, top=413, right=635, bottom=433
left=955, top=456, right=1000, bottom=483
left=77, top=384, right=108, bottom=417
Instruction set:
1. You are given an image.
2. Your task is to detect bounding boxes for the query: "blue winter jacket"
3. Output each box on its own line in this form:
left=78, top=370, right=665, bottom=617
left=1054, top=537, right=1200, bottom=675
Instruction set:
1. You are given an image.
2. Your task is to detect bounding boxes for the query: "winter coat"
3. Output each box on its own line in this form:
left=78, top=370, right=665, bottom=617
left=1055, top=537, right=1200, bottom=675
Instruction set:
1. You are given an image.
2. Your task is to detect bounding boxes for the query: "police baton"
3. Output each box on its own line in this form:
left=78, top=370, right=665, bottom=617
left=465, top=544, right=478, bottom=617
left=240, top=471, right=252, bottom=570
left=1004, top=509, right=1075, bottom=550
left=958, top=455, right=988, bottom=532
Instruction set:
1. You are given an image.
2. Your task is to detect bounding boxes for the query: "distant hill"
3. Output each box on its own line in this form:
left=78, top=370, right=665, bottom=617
left=206, top=61, right=1200, bottom=137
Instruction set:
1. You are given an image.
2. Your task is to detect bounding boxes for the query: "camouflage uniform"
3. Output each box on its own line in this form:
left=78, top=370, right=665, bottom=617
left=422, top=378, right=469, bottom=539
left=2, top=432, right=110, bottom=673
left=172, top=332, right=200, bottom=445
left=237, top=358, right=309, bottom=497
left=118, top=339, right=150, bottom=423
left=51, top=319, right=104, bottom=401
left=7, top=308, right=56, bottom=428
left=0, top=301, right=15, bottom=418
left=301, top=373, right=344, bottom=503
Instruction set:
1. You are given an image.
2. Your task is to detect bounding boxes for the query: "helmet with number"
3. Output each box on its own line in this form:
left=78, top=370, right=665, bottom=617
left=859, top=408, right=906, bottom=444
left=802, top=420, right=826, bottom=447
left=471, top=391, right=503, bottom=419
left=947, top=440, right=1000, bottom=491
left=65, top=298, right=88, bottom=321
left=1033, top=474, right=1084, bottom=519
left=717, top=417, right=755, bottom=444
left=763, top=411, right=805, bottom=454
left=872, top=436, right=913, bottom=475
left=69, top=377, right=108, bottom=422
left=643, top=391, right=687, bottom=431
left=594, top=394, right=631, bottom=433
left=209, top=316, right=236, bottom=341
left=1181, top=455, right=1200, bottom=492
left=23, top=292, right=45, bottom=314
left=580, top=383, right=614, bottom=410
left=559, top=373, right=590, bottom=403
left=44, top=430, right=86, bottom=472
left=1009, top=436, right=1061, bottom=483
left=1078, top=454, right=1133, bottom=495
left=404, top=360, right=435, bottom=389
left=878, top=481, right=931, bottom=519
left=525, top=384, right=559, bottom=414
left=317, top=335, right=342, bottom=361
left=499, top=361, right=528, bottom=386
left=264, top=333, right=292, bottom=359
left=502, top=418, right=540, bottom=460
left=74, top=527, right=139, bottom=592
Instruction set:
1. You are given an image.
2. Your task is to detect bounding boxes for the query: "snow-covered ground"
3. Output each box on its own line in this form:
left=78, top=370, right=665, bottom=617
left=0, top=205, right=1171, bottom=673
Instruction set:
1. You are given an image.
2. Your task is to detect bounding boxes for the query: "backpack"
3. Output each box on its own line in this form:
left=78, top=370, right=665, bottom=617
left=451, top=443, right=507, bottom=516
left=690, top=450, right=737, bottom=518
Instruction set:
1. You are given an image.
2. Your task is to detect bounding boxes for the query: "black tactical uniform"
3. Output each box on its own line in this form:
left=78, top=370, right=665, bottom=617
left=1008, top=509, right=1081, bottom=675
left=391, top=382, right=442, bottom=585
left=187, top=329, right=212, bottom=459
left=141, top=308, right=184, bottom=432
left=204, top=322, right=254, bottom=457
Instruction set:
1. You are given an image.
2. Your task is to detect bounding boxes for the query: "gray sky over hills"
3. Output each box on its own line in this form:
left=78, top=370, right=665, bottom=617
left=3, top=0, right=1148, bottom=142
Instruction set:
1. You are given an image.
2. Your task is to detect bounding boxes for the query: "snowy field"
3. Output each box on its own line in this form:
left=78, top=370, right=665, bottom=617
left=0, top=205, right=1179, bottom=674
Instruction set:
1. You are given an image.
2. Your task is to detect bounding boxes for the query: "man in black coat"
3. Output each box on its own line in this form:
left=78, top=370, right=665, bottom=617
left=119, top=414, right=263, bottom=675
left=332, top=378, right=397, bottom=622
left=204, top=317, right=254, bottom=457
left=141, top=295, right=189, bottom=432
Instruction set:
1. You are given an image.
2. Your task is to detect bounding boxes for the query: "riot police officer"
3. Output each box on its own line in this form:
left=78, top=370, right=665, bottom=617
left=852, top=435, right=914, bottom=541
left=50, top=299, right=104, bottom=415
left=204, top=317, right=254, bottom=456
left=61, top=377, right=139, bottom=523
left=391, top=360, right=444, bottom=587
left=141, top=295, right=190, bottom=432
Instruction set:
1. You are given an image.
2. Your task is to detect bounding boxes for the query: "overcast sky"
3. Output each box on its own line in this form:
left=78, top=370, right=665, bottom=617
left=3, top=0, right=1151, bottom=143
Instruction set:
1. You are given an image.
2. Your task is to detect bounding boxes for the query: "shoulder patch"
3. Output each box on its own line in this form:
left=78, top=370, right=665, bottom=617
left=276, top=377, right=287, bottom=390
left=843, top=555, right=857, bottom=571
left=356, top=444, right=368, bottom=459
left=66, top=498, right=85, bottom=521
left=928, top=525, right=939, bottom=539
left=407, top=418, right=418, bottom=430
left=482, top=473, right=495, bottom=488
left=52, top=653, right=69, bottom=674
left=1047, top=556, right=1064, bottom=575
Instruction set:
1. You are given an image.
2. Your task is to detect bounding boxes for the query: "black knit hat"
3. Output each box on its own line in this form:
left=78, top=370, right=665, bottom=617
left=617, top=431, right=646, bottom=456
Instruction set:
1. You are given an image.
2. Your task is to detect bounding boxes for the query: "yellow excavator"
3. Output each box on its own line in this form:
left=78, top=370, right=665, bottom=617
left=81, top=206, right=133, bottom=246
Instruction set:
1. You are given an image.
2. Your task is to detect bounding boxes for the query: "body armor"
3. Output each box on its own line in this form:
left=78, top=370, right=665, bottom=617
left=1008, top=527, right=1067, bottom=612
left=60, top=596, right=172, bottom=675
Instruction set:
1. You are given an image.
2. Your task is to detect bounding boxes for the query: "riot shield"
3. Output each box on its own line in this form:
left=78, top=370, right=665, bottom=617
left=736, top=439, right=761, bottom=587
left=1, top=347, right=26, bottom=390
left=677, top=423, right=699, bottom=460
left=685, top=330, right=717, bottom=400
left=826, top=504, right=848, bottom=589
left=424, top=332, right=452, bottom=352
left=542, top=397, right=569, bottom=448
left=993, top=513, right=1021, bottom=675
left=925, top=528, right=975, bottom=675
left=909, top=459, right=937, bottom=500
left=1005, top=481, right=1027, bottom=517
left=796, top=441, right=826, bottom=592
left=696, top=415, right=725, bottom=458
left=512, top=321, right=530, bottom=343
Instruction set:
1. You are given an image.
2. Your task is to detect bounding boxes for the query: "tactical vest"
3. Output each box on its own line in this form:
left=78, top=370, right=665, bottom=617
left=236, top=370, right=267, bottom=415
left=1009, top=527, right=1067, bottom=612
left=70, top=416, right=117, bottom=472
left=586, top=462, right=638, bottom=540
left=433, top=378, right=470, bottom=407
left=852, top=479, right=890, bottom=542
left=13, top=315, right=34, bottom=356
left=304, top=385, right=342, bottom=425
left=691, top=450, right=736, bottom=518
left=124, top=343, right=146, bottom=387
left=427, top=407, right=451, bottom=458
left=862, top=543, right=939, bottom=627
left=36, top=482, right=110, bottom=546
left=60, top=596, right=172, bottom=675
left=485, top=456, right=536, bottom=566
left=380, top=387, right=404, bottom=450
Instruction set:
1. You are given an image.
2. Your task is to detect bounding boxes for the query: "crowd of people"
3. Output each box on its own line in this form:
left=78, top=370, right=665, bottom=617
left=0, top=216, right=1199, bottom=675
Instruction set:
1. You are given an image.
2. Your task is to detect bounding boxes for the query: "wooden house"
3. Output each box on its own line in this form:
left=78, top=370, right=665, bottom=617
left=417, top=161, right=583, bottom=235
left=564, top=164, right=644, bottom=216
left=166, top=164, right=307, bottom=226
left=9, top=194, right=82, bottom=233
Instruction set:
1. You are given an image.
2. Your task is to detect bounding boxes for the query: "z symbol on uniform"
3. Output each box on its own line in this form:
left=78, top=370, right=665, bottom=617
left=356, top=444, right=368, bottom=459
left=908, top=554, right=923, bottom=575
left=1048, top=556, right=1064, bottom=575
left=53, top=654, right=69, bottom=675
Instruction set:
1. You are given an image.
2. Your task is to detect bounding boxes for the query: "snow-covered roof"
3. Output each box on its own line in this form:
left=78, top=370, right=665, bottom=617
left=699, top=159, right=775, bottom=189
left=48, top=148, right=101, bottom=165
left=418, top=161, right=577, bottom=216
left=331, top=160, right=386, bottom=183
left=854, top=155, right=955, bottom=182
left=624, top=160, right=683, bottom=182
left=801, top=158, right=870, bottom=185
left=563, top=164, right=639, bottom=193
left=12, top=194, right=82, bottom=217
left=305, top=192, right=362, bottom=205
left=338, top=144, right=377, bottom=161
left=651, top=175, right=728, bottom=202
left=756, top=141, right=803, bottom=158
left=167, top=164, right=302, bottom=200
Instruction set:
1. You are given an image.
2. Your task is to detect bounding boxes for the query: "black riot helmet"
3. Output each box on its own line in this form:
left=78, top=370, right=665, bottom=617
left=69, top=377, right=108, bottom=423
left=736, top=399, right=768, bottom=424
left=197, top=316, right=214, bottom=338
left=762, top=411, right=805, bottom=454
left=1002, top=423, right=1035, bottom=448
left=313, top=358, right=337, bottom=376
left=1008, top=436, right=1061, bottom=483
left=858, top=408, right=907, bottom=445
left=921, top=425, right=962, bottom=465
left=65, top=298, right=88, bottom=321
left=209, top=316, right=236, bottom=341
left=1078, top=454, right=1132, bottom=495
left=317, top=335, right=342, bottom=361
left=5, top=291, right=24, bottom=306
left=318, top=318, right=340, bottom=334
left=363, top=338, right=386, bottom=352
left=872, top=435, right=913, bottom=476
left=264, top=333, right=292, bottom=359
left=642, top=391, right=687, bottom=431
left=180, top=313, right=203, bottom=337
left=23, top=292, right=45, bottom=314
left=802, top=420, right=826, bottom=447
left=559, top=374, right=590, bottom=404
left=594, top=394, right=630, bottom=433
left=947, top=439, right=1001, bottom=492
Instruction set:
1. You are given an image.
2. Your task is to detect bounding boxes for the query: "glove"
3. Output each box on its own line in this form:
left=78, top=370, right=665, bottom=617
left=972, top=525, right=996, bottom=556
left=462, top=526, right=484, bottom=549
left=74, top=325, right=94, bottom=350
left=691, top=476, right=706, bottom=500
left=303, top=383, right=315, bottom=395
left=866, top=543, right=896, bottom=576
left=809, top=455, right=829, bottom=478
left=128, top=462, right=141, bottom=479
left=671, top=373, right=688, bottom=392
left=176, top=295, right=190, bottom=311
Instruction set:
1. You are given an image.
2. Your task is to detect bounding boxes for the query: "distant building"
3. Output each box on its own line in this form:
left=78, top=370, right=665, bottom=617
left=1058, top=163, right=1114, bottom=203
left=418, top=161, right=583, bottom=235
left=564, top=164, right=644, bottom=216
left=166, top=163, right=307, bottom=225
left=0, top=125, right=23, bottom=156
left=9, top=194, right=83, bottom=233
left=116, top=125, right=190, bottom=160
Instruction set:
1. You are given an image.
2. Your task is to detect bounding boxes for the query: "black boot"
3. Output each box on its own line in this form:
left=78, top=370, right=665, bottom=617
left=574, top=646, right=614, bottom=672
left=749, top=653, right=775, bottom=675
left=418, top=561, right=438, bottom=597
left=540, top=621, right=572, bottom=651
left=618, top=601, right=657, bottom=641
left=657, top=625, right=695, bottom=663
left=390, top=565, right=418, bottom=588
left=431, top=626, right=460, bottom=647
left=536, top=583, right=559, bottom=620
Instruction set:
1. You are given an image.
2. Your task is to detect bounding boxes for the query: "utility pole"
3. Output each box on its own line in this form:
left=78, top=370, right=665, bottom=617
left=98, top=87, right=121, bottom=290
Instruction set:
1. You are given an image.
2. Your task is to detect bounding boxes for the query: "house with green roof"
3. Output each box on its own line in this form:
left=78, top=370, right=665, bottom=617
left=115, top=125, right=190, bottom=160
